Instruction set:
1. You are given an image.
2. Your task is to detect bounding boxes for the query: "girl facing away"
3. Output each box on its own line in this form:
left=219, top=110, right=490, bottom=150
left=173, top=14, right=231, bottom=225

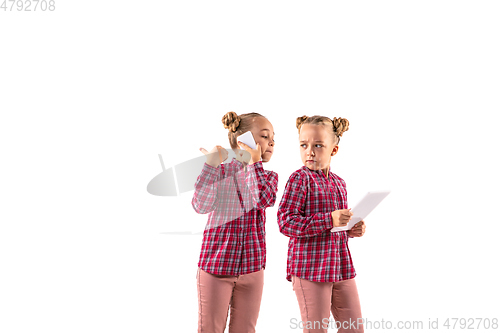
left=277, top=115, right=366, bottom=333
left=191, top=111, right=278, bottom=333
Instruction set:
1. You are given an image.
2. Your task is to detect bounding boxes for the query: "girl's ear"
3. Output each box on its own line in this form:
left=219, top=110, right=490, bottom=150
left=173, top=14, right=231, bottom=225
left=331, top=145, right=339, bottom=156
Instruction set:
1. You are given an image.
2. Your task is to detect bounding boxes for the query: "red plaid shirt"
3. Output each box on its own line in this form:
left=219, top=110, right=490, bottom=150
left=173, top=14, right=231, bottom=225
left=277, top=165, right=356, bottom=282
left=192, top=158, right=278, bottom=276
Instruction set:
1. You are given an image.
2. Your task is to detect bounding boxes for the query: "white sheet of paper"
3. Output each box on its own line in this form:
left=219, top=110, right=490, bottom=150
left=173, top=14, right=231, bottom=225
left=331, top=190, right=391, bottom=232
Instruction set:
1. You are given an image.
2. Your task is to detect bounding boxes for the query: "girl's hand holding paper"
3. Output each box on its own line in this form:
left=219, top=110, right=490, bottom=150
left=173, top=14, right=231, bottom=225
left=347, top=220, right=366, bottom=237
left=331, top=208, right=353, bottom=228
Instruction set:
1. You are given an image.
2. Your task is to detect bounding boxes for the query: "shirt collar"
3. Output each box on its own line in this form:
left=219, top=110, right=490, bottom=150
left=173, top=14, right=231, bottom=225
left=231, top=157, right=248, bottom=170
left=302, top=165, right=331, bottom=179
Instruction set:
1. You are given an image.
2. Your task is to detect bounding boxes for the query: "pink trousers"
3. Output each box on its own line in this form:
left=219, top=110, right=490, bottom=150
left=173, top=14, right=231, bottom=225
left=197, top=268, right=264, bottom=333
left=292, top=275, right=364, bottom=333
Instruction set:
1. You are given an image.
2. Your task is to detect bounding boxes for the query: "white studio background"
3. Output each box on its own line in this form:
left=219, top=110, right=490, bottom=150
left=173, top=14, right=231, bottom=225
left=1, top=1, right=499, bottom=332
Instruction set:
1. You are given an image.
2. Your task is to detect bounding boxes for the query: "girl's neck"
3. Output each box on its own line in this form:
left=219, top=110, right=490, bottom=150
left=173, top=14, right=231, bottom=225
left=235, top=155, right=246, bottom=164
left=321, top=165, right=330, bottom=179
left=234, top=153, right=247, bottom=164
left=233, top=150, right=248, bottom=171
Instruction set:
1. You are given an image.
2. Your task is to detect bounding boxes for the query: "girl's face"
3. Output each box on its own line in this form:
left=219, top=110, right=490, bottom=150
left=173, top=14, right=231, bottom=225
left=299, top=123, right=338, bottom=172
left=249, top=117, right=275, bottom=162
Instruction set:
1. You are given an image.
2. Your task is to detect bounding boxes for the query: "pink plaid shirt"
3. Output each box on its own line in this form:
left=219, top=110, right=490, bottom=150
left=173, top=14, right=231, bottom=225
left=277, top=165, right=356, bottom=282
left=192, top=158, right=278, bottom=276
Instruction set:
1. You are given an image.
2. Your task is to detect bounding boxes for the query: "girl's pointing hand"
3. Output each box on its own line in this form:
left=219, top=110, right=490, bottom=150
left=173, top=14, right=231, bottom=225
left=200, top=145, right=228, bottom=167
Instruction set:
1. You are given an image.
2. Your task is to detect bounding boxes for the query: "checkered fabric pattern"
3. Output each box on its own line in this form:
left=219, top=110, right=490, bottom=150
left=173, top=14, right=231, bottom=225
left=192, top=158, right=278, bottom=275
left=277, top=166, right=356, bottom=282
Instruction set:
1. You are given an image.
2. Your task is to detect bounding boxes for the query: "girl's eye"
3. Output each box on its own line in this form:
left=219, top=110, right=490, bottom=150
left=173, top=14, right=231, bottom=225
left=316, top=144, right=322, bottom=148
left=262, top=136, right=268, bottom=139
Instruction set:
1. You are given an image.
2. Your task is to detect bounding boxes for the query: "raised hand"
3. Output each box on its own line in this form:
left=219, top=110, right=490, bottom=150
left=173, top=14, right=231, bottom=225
left=200, top=145, right=228, bottom=167
left=237, top=141, right=262, bottom=165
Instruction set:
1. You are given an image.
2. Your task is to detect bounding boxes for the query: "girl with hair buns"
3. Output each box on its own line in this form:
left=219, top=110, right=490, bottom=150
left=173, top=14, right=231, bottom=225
left=192, top=111, right=278, bottom=333
left=277, top=115, right=366, bottom=333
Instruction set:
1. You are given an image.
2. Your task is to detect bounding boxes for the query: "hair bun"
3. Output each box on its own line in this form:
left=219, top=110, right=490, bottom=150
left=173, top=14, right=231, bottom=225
left=296, top=115, right=309, bottom=132
left=332, top=117, right=349, bottom=137
left=222, top=111, right=241, bottom=132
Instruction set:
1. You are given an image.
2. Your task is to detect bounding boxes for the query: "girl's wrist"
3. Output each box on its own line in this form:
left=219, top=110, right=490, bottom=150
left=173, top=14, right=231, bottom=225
left=206, top=160, right=219, bottom=168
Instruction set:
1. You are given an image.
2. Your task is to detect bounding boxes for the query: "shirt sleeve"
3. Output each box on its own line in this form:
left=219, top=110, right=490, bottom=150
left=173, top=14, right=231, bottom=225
left=340, top=177, right=353, bottom=238
left=244, top=161, right=278, bottom=210
left=277, top=172, right=334, bottom=238
left=191, top=162, right=220, bottom=214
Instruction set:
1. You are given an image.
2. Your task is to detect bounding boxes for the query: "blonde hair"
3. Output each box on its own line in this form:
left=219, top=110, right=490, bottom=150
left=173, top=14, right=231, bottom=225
left=222, top=111, right=267, bottom=150
left=296, top=115, right=349, bottom=145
